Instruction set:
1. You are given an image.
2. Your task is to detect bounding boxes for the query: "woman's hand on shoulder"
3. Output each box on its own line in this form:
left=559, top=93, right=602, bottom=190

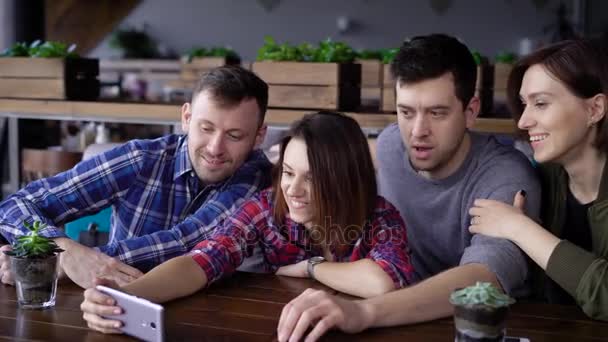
left=468, top=190, right=535, bottom=241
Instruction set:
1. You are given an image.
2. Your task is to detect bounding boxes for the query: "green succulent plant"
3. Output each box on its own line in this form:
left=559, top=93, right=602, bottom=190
left=3, top=221, right=63, bottom=259
left=1, top=40, right=78, bottom=58
left=450, top=282, right=515, bottom=308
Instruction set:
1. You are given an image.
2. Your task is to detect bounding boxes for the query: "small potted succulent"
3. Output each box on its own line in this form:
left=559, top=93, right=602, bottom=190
left=450, top=282, right=515, bottom=341
left=3, top=220, right=63, bottom=309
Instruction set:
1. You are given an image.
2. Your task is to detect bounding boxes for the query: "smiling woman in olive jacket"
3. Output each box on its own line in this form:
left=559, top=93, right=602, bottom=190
left=469, top=39, right=608, bottom=321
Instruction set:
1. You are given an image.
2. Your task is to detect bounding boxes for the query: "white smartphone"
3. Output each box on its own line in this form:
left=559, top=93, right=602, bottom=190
left=96, top=285, right=165, bottom=342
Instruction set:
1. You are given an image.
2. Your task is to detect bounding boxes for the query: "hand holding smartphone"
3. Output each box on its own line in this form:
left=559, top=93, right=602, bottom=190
left=96, top=285, right=165, bottom=342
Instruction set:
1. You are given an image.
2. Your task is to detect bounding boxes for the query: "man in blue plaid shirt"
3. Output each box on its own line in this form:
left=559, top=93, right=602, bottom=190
left=0, top=66, right=273, bottom=288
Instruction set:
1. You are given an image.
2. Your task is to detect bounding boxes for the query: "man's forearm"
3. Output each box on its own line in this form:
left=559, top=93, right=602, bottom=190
left=362, top=263, right=500, bottom=327
left=54, top=237, right=75, bottom=278
left=314, top=259, right=396, bottom=298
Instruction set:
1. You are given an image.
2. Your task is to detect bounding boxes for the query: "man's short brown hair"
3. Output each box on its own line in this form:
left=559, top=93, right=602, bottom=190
left=192, top=66, right=269, bottom=126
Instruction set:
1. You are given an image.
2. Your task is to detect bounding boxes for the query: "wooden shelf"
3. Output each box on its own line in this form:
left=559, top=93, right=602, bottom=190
left=100, top=59, right=180, bottom=72
left=0, top=99, right=179, bottom=125
left=0, top=99, right=516, bottom=134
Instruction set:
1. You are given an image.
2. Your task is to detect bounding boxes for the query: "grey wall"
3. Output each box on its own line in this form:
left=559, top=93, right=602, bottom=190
left=0, top=0, right=15, bottom=51
left=89, top=0, right=570, bottom=61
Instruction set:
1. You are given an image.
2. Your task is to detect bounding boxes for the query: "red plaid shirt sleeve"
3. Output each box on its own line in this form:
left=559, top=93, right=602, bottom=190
left=363, top=197, right=414, bottom=288
left=189, top=195, right=269, bottom=285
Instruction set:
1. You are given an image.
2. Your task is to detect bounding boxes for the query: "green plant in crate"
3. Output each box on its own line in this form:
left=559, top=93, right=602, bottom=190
left=1, top=42, right=29, bottom=57
left=314, top=38, right=356, bottom=63
left=184, top=46, right=240, bottom=63
left=29, top=40, right=78, bottom=58
left=357, top=49, right=383, bottom=60
left=297, top=42, right=317, bottom=62
left=471, top=50, right=483, bottom=66
left=380, top=48, right=399, bottom=64
left=109, top=26, right=159, bottom=58
left=470, top=50, right=492, bottom=66
left=256, top=37, right=357, bottom=63
left=256, top=36, right=303, bottom=61
left=495, top=51, right=517, bottom=64
left=3, top=221, right=63, bottom=259
left=1, top=40, right=79, bottom=58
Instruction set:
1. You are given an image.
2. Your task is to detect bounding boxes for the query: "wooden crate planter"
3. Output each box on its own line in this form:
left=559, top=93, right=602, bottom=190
left=251, top=61, right=361, bottom=111
left=381, top=64, right=396, bottom=112
left=493, top=62, right=513, bottom=103
left=358, top=59, right=383, bottom=87
left=476, top=65, right=494, bottom=115
left=0, top=58, right=99, bottom=100
left=357, top=59, right=383, bottom=109
left=180, top=57, right=240, bottom=82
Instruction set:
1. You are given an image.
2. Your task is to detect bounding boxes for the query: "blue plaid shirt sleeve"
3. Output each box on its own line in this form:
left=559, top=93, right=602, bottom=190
left=0, top=142, right=145, bottom=243
left=0, top=137, right=272, bottom=272
left=97, top=165, right=269, bottom=270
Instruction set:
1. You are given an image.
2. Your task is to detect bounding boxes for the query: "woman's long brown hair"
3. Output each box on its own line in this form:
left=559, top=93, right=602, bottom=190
left=272, top=111, right=377, bottom=257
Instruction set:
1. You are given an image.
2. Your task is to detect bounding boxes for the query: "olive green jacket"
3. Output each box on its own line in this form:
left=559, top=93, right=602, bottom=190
left=541, top=158, right=608, bottom=321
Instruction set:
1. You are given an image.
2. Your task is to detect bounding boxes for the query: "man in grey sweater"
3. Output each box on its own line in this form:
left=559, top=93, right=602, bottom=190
left=276, top=34, right=541, bottom=341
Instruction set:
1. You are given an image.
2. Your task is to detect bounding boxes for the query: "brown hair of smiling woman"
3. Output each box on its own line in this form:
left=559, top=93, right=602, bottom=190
left=272, top=111, right=377, bottom=256
left=506, top=39, right=608, bottom=151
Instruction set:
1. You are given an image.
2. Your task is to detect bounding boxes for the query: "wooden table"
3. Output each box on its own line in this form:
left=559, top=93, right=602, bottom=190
left=1, top=273, right=607, bottom=341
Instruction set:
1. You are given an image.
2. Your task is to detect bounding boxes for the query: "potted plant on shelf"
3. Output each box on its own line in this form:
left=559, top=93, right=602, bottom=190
left=3, top=220, right=63, bottom=309
left=109, top=25, right=160, bottom=59
left=252, top=37, right=361, bottom=111
left=494, top=51, right=517, bottom=104
left=356, top=49, right=384, bottom=110
left=471, top=50, right=494, bottom=116
left=0, top=40, right=99, bottom=100
left=450, top=281, right=515, bottom=342
left=379, top=47, right=398, bottom=112
left=180, top=46, right=241, bottom=83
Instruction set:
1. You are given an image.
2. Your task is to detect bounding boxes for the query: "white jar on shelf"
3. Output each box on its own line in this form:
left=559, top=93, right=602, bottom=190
left=95, top=124, right=111, bottom=144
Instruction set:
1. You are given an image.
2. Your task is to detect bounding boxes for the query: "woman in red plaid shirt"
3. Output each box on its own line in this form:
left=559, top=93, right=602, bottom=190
left=81, top=111, right=414, bottom=334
